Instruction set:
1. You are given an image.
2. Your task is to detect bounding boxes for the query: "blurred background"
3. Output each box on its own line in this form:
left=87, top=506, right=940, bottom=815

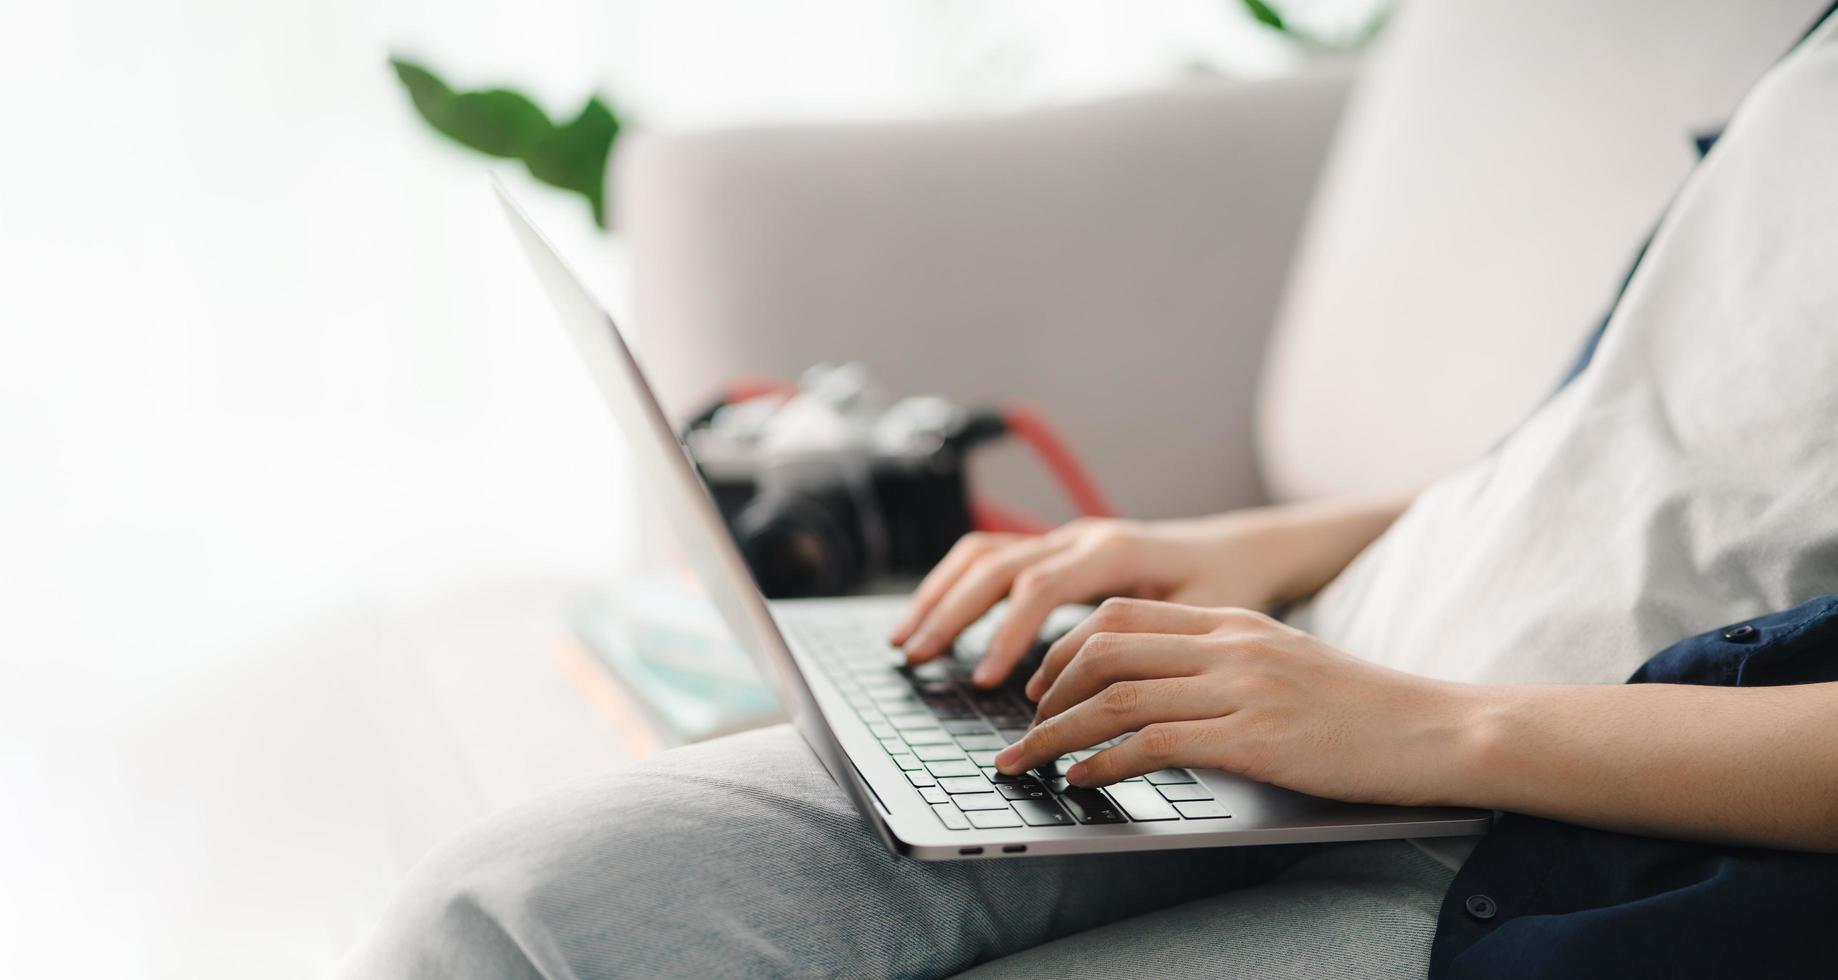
left=0, top=1, right=1376, bottom=975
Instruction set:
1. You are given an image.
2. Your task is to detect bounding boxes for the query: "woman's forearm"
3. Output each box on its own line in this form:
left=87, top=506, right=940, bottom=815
left=1449, top=680, right=1838, bottom=852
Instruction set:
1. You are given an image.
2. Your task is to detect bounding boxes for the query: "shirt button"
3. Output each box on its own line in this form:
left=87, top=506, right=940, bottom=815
left=1722, top=623, right=1759, bottom=643
left=1464, top=893, right=1499, bottom=922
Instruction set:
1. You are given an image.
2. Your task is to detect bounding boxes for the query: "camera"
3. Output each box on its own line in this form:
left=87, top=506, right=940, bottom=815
left=684, top=364, right=1004, bottom=598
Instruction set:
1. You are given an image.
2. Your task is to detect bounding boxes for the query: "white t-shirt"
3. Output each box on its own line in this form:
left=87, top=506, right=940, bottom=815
left=1287, top=15, right=1838, bottom=865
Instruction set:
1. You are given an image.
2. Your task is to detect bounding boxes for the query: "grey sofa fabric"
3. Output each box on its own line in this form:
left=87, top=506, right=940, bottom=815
left=613, top=67, right=1353, bottom=521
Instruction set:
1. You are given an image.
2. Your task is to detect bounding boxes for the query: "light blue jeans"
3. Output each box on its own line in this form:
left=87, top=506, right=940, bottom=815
left=338, top=725, right=1453, bottom=979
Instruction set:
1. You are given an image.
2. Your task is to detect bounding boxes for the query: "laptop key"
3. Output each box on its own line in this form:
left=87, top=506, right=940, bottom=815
left=906, top=770, right=938, bottom=788
left=1156, top=783, right=1214, bottom=802
left=908, top=660, right=951, bottom=682
left=998, top=782, right=1049, bottom=801
left=966, top=808, right=1025, bottom=830
left=952, top=793, right=1011, bottom=811
left=1104, top=783, right=1180, bottom=821
left=970, top=693, right=1014, bottom=714
left=910, top=669, right=955, bottom=688
left=890, top=754, right=923, bottom=771
left=926, top=759, right=980, bottom=778
left=900, top=728, right=956, bottom=746
left=955, top=734, right=1007, bottom=752
left=1012, top=798, right=1074, bottom=827
left=914, top=744, right=968, bottom=762
left=920, top=692, right=975, bottom=714
left=966, top=750, right=1001, bottom=767
left=937, top=775, right=993, bottom=794
left=931, top=803, right=971, bottom=830
left=919, top=786, right=950, bottom=805
left=1056, top=787, right=1127, bottom=824
left=888, top=713, right=939, bottom=730
left=943, top=719, right=995, bottom=736
left=1144, top=769, right=1196, bottom=785
left=1173, top=800, right=1232, bottom=820
left=880, top=738, right=907, bottom=755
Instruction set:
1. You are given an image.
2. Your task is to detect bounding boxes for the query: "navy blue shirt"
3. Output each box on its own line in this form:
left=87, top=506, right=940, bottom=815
left=1429, top=598, right=1838, bottom=978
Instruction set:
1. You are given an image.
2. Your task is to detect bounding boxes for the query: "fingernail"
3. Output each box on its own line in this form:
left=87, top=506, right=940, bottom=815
left=1065, top=762, right=1089, bottom=786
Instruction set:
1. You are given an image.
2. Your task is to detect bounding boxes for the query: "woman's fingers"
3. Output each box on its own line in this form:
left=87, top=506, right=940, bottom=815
left=973, top=540, right=1125, bottom=686
left=1030, top=632, right=1215, bottom=724
left=889, top=533, right=1021, bottom=649
left=1025, top=599, right=1225, bottom=700
left=1068, top=719, right=1225, bottom=787
left=993, top=678, right=1224, bottom=775
left=900, top=535, right=1071, bottom=664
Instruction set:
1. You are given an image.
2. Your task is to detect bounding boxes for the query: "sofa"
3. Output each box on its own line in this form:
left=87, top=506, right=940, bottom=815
left=611, top=0, right=1826, bottom=527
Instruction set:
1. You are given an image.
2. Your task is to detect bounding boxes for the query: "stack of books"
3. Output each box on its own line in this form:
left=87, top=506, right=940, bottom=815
left=564, top=576, right=784, bottom=748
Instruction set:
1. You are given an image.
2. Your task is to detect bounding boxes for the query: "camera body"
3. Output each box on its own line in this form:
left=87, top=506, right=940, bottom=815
left=685, top=365, right=993, bottom=598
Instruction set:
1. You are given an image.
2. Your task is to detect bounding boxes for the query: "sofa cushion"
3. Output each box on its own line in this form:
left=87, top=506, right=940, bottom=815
left=1254, top=0, right=1828, bottom=503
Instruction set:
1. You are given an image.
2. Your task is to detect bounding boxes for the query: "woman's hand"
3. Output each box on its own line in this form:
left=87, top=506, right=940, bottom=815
left=991, top=598, right=1481, bottom=808
left=890, top=508, right=1360, bottom=687
left=888, top=519, right=1270, bottom=686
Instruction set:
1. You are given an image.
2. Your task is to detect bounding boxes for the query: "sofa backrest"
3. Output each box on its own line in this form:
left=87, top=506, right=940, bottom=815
left=1255, top=0, right=1826, bottom=503
left=615, top=74, right=1351, bottom=522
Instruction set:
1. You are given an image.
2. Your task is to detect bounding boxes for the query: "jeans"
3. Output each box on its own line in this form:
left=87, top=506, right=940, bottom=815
left=337, top=725, right=1453, bottom=979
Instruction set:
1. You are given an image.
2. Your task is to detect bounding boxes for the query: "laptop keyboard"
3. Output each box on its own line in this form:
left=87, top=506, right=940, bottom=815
left=783, top=612, right=1233, bottom=831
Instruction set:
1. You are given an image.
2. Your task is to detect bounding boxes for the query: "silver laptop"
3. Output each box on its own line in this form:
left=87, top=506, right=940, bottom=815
left=496, top=182, right=1491, bottom=860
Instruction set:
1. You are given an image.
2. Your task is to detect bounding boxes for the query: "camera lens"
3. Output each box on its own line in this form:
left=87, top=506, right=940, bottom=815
left=737, top=492, right=863, bottom=598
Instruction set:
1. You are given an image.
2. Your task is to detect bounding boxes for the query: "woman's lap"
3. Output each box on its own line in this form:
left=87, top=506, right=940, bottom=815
left=338, top=725, right=1450, bottom=979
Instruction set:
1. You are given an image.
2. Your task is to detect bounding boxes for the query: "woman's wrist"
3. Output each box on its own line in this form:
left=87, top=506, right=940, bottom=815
left=1173, top=494, right=1415, bottom=608
left=1426, top=682, right=1496, bottom=809
left=1143, top=510, right=1304, bottom=608
left=1431, top=683, right=1558, bottom=812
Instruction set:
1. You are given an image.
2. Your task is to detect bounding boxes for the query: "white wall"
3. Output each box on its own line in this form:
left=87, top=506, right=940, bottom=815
left=1, top=7, right=640, bottom=970
left=0, top=0, right=1338, bottom=718
left=0, top=1, right=638, bottom=721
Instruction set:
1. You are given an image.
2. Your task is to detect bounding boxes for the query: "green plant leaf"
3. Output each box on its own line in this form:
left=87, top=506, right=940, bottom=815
left=392, top=59, right=550, bottom=159
left=1240, top=0, right=1288, bottom=32
left=525, top=97, right=619, bottom=228
left=390, top=56, right=620, bottom=229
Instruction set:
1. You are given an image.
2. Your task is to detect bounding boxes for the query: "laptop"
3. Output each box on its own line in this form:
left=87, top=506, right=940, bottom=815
left=495, top=182, right=1492, bottom=860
